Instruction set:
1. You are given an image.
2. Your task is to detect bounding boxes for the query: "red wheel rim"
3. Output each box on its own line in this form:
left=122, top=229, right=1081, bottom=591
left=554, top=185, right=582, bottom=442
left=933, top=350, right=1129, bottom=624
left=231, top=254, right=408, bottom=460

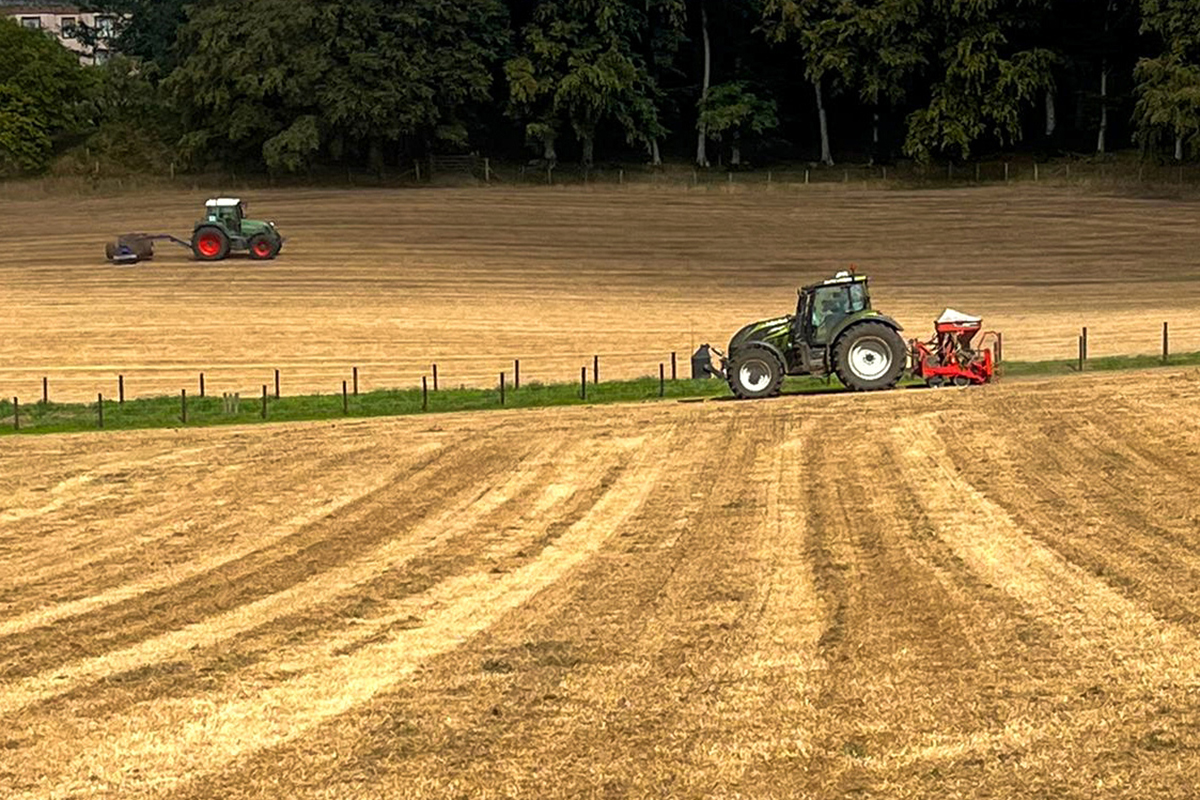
left=197, top=233, right=221, bottom=257
left=253, top=239, right=273, bottom=258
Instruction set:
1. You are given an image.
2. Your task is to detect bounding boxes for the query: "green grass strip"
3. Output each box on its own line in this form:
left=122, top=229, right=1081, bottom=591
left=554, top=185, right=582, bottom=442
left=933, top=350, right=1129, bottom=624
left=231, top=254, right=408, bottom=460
left=0, top=351, right=1196, bottom=436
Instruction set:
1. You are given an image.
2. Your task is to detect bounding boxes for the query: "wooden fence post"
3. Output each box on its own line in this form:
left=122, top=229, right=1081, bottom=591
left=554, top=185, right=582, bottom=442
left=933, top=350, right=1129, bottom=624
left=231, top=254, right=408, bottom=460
left=342, top=381, right=348, bottom=414
left=181, top=389, right=187, bottom=424
left=671, top=352, right=677, bottom=380
left=275, top=369, right=280, bottom=399
left=1163, top=322, right=1170, bottom=363
left=593, top=355, right=599, bottom=384
left=659, top=363, right=665, bottom=397
left=500, top=372, right=506, bottom=405
left=352, top=367, right=359, bottom=396
left=42, top=377, right=47, bottom=404
left=422, top=376, right=428, bottom=411
left=262, top=385, right=267, bottom=419
left=98, top=393, right=103, bottom=428
left=995, top=332, right=1003, bottom=364
left=581, top=367, right=587, bottom=400
left=1082, top=326, right=1088, bottom=364
left=514, top=359, right=520, bottom=390
left=432, top=364, right=438, bottom=391
left=199, top=373, right=205, bottom=398
left=118, top=375, right=125, bottom=405
left=12, top=397, right=18, bottom=431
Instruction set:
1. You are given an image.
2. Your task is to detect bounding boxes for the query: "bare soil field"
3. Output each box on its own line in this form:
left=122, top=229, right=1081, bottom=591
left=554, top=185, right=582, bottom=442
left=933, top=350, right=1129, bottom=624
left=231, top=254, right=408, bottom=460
left=2, top=185, right=1199, bottom=401
left=3, top=370, right=1200, bottom=797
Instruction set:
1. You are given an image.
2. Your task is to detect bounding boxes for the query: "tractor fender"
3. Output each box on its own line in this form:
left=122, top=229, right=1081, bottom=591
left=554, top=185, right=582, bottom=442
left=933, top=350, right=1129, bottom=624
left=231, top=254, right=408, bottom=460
left=724, top=337, right=788, bottom=372
left=829, top=312, right=903, bottom=346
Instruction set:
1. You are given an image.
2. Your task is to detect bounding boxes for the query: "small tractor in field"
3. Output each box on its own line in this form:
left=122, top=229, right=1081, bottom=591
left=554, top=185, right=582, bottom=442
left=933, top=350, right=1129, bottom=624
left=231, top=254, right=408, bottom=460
left=104, top=198, right=284, bottom=264
left=715, top=270, right=998, bottom=398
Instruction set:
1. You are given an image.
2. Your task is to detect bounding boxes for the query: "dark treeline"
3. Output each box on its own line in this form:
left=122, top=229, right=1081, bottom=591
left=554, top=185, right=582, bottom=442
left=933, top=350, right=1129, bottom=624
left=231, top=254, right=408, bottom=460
left=2, top=0, right=1200, bottom=177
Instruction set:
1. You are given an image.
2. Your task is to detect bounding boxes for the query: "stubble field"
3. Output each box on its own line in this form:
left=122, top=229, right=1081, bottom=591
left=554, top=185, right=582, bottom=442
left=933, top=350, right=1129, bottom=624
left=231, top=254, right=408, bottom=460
left=4, top=371, right=1200, bottom=797
left=2, top=184, right=1200, bottom=401
left=4, top=184, right=1200, bottom=797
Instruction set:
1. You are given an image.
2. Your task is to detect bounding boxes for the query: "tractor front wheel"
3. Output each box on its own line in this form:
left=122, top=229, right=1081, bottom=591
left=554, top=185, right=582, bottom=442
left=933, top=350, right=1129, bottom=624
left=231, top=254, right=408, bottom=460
left=726, top=344, right=785, bottom=399
left=833, top=322, right=907, bottom=391
left=248, top=234, right=279, bottom=260
left=192, top=227, right=230, bottom=261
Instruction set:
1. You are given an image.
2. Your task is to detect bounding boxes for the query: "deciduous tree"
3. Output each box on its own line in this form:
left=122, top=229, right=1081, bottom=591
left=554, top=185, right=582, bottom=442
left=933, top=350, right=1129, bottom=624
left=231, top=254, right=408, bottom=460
left=1135, top=0, right=1200, bottom=159
left=0, top=18, right=90, bottom=175
left=507, top=0, right=663, bottom=167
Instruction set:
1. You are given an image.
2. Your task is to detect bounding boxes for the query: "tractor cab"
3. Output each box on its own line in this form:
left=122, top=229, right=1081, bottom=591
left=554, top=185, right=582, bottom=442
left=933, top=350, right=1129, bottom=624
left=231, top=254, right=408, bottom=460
left=205, top=198, right=245, bottom=232
left=795, top=270, right=871, bottom=345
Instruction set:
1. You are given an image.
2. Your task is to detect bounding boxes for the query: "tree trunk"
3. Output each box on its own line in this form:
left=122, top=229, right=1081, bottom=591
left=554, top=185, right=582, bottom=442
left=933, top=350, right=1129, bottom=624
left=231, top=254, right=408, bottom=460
left=1175, top=133, right=1183, bottom=161
left=1096, top=61, right=1108, bottom=154
left=871, top=109, right=880, bottom=165
left=649, top=138, right=662, bottom=166
left=582, top=132, right=595, bottom=168
left=1045, top=87, right=1056, bottom=138
left=814, top=77, right=833, bottom=166
left=543, top=134, right=557, bottom=167
left=696, top=0, right=711, bottom=168
left=368, top=137, right=384, bottom=176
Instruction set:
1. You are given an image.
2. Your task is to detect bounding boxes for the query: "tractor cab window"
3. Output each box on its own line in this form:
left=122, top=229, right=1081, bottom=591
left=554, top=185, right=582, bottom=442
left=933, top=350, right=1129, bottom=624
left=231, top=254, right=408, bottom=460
left=208, top=204, right=242, bottom=229
left=811, top=286, right=851, bottom=335
left=847, top=282, right=867, bottom=312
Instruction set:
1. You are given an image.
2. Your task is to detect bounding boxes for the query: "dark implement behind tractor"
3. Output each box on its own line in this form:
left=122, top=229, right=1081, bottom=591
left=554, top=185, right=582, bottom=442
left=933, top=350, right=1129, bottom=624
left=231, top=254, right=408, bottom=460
left=716, top=270, right=908, bottom=398
left=104, top=198, right=284, bottom=264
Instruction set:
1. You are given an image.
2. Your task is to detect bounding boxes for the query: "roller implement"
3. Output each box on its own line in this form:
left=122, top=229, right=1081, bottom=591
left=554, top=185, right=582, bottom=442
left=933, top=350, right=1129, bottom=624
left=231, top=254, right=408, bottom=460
left=711, top=269, right=998, bottom=398
left=104, top=198, right=284, bottom=264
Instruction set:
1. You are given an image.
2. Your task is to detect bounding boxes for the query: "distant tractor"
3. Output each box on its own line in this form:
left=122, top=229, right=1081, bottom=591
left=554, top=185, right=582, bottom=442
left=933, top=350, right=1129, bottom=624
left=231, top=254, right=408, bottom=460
left=717, top=270, right=909, bottom=397
left=104, top=198, right=284, bottom=264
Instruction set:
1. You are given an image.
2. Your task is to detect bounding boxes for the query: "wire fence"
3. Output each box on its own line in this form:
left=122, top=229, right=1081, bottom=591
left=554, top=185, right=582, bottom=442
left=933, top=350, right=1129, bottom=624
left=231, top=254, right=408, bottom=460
left=0, top=349, right=700, bottom=408
left=25, top=155, right=1200, bottom=197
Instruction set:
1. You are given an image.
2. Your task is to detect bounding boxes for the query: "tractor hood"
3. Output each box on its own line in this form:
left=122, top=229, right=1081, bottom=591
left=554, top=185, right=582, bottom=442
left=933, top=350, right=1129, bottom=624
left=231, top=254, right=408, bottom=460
left=241, top=219, right=278, bottom=236
left=729, top=315, right=793, bottom=352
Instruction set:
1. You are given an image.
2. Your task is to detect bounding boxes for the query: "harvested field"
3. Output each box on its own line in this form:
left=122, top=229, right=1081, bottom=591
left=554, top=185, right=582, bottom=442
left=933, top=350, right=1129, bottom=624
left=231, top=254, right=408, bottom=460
left=4, top=370, right=1200, bottom=797
left=3, top=185, right=1200, bottom=401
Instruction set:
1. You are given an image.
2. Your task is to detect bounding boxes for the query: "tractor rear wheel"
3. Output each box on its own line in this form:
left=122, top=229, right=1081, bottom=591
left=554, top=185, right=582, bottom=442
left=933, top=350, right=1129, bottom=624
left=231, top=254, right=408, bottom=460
left=192, top=226, right=230, bottom=261
left=833, top=322, right=907, bottom=391
left=727, top=344, right=785, bottom=399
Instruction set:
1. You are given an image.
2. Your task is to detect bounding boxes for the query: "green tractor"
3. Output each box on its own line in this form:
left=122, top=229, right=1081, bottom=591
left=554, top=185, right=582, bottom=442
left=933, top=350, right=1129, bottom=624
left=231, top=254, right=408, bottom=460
left=104, top=197, right=284, bottom=264
left=191, top=198, right=283, bottom=261
left=718, top=270, right=907, bottom=397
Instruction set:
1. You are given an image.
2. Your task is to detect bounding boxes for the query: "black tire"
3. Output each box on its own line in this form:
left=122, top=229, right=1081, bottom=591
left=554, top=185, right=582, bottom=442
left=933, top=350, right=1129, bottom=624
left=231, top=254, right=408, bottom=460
left=833, top=322, right=907, bottom=391
left=192, top=226, right=230, bottom=261
left=726, top=344, right=786, bottom=399
left=247, top=233, right=280, bottom=260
